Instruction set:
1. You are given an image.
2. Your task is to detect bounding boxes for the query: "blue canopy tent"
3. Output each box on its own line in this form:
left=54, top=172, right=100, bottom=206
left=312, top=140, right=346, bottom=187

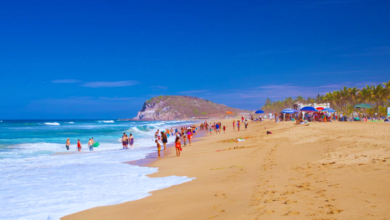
left=255, top=110, right=265, bottom=114
left=300, top=106, right=318, bottom=112
left=321, top=108, right=335, bottom=113
left=281, top=108, right=296, bottom=113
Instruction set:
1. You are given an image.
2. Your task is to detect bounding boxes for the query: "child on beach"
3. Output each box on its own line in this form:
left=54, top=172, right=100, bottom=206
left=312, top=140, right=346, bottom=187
left=233, top=120, right=235, bottom=130
left=175, top=136, right=181, bottom=157
left=209, top=126, right=212, bottom=135
left=77, top=139, right=81, bottom=151
left=237, top=121, right=240, bottom=131
left=245, top=120, right=248, bottom=130
left=155, top=140, right=161, bottom=158
left=223, top=126, right=226, bottom=134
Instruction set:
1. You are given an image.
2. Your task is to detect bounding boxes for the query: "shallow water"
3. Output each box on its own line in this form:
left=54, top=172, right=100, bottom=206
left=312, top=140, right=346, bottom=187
left=0, top=120, right=195, bottom=220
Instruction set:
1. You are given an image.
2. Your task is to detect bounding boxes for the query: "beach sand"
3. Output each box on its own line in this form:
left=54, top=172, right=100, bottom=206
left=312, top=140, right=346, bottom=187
left=63, top=119, right=390, bottom=220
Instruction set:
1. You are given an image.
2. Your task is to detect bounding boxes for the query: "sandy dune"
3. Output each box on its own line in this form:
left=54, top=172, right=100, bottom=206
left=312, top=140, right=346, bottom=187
left=63, top=119, right=390, bottom=220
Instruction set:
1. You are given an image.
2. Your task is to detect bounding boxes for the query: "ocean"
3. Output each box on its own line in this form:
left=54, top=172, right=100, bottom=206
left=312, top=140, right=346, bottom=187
left=0, top=120, right=195, bottom=220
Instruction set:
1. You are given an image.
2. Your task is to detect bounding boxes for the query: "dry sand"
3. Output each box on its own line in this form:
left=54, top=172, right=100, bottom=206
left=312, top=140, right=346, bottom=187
left=63, top=119, right=390, bottom=220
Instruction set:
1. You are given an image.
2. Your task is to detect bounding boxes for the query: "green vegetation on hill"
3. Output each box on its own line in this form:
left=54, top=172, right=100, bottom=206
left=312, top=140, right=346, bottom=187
left=141, top=95, right=244, bottom=119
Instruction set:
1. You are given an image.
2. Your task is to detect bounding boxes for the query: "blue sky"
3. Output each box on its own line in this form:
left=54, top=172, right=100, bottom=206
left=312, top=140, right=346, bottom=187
left=0, top=0, right=389, bottom=119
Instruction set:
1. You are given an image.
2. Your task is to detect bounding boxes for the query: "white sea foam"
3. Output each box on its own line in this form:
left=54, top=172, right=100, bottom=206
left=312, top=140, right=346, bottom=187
left=44, top=122, right=60, bottom=126
left=66, top=122, right=74, bottom=124
left=0, top=120, right=198, bottom=219
left=0, top=143, right=194, bottom=220
left=97, top=120, right=114, bottom=123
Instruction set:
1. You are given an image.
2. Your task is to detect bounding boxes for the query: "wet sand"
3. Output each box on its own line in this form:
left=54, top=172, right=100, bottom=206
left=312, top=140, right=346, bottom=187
left=63, top=119, right=390, bottom=220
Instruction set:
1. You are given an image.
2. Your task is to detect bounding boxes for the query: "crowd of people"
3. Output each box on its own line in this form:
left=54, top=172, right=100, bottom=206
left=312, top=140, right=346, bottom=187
left=65, top=137, right=96, bottom=151
left=64, top=116, right=252, bottom=155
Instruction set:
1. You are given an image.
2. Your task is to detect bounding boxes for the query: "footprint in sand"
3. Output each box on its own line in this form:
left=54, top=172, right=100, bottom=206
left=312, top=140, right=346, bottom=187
left=284, top=211, right=300, bottom=216
left=327, top=209, right=343, bottom=214
left=283, top=200, right=298, bottom=204
left=265, top=210, right=275, bottom=214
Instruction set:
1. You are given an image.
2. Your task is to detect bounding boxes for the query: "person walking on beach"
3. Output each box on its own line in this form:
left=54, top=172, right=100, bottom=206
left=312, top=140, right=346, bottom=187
left=175, top=136, right=181, bottom=157
left=88, top=139, right=94, bottom=151
left=223, top=125, right=226, bottom=134
left=237, top=120, right=240, bottom=131
left=182, top=132, right=187, bottom=147
left=187, top=129, right=192, bottom=146
left=162, top=131, right=168, bottom=150
left=77, top=139, right=82, bottom=152
left=215, top=123, right=219, bottom=134
left=233, top=120, right=235, bottom=130
left=209, top=125, right=212, bottom=135
left=155, top=140, right=161, bottom=158
left=129, top=134, right=134, bottom=148
left=242, top=116, right=244, bottom=122
left=66, top=138, right=70, bottom=150
left=244, top=119, right=248, bottom=130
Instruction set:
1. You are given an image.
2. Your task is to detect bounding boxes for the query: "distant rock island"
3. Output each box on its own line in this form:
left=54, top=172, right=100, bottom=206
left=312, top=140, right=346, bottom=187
left=133, top=95, right=245, bottom=120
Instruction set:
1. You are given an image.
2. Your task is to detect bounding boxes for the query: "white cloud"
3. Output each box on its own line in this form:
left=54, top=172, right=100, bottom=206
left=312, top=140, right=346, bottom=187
left=52, top=79, right=82, bottom=83
left=81, top=81, right=140, bottom=88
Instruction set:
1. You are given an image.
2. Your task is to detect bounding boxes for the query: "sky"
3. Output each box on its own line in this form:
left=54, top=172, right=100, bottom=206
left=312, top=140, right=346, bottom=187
left=0, top=0, right=389, bottom=119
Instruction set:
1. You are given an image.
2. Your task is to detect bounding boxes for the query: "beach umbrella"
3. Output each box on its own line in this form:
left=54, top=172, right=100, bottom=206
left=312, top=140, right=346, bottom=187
left=300, top=106, right=318, bottom=112
left=281, top=108, right=295, bottom=113
left=255, top=110, right=265, bottom=114
left=321, top=108, right=336, bottom=112
left=354, top=103, right=372, bottom=109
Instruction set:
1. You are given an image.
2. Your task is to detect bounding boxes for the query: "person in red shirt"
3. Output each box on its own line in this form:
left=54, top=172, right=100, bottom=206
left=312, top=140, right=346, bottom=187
left=77, top=139, right=82, bottom=152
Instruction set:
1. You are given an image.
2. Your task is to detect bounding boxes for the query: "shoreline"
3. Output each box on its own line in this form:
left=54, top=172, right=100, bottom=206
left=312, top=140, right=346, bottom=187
left=63, top=119, right=390, bottom=220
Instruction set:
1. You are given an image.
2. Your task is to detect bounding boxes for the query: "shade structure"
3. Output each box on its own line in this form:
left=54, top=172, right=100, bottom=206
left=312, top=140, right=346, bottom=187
left=255, top=109, right=265, bottom=114
left=354, top=103, right=372, bottom=109
left=281, top=108, right=296, bottom=113
left=320, top=108, right=335, bottom=112
left=300, top=106, right=318, bottom=112
left=316, top=107, right=324, bottom=111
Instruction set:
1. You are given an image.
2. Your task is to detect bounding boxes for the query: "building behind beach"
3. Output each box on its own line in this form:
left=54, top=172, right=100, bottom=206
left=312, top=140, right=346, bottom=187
left=293, top=102, right=330, bottom=111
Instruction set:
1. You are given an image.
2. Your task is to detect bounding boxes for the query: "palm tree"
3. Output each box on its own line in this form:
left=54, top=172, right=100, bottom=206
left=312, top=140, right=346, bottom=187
left=348, top=87, right=359, bottom=107
left=371, top=84, right=386, bottom=117
left=357, top=87, right=371, bottom=104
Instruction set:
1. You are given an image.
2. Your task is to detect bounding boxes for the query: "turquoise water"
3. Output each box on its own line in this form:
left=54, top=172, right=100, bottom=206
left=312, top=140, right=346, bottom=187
left=0, top=119, right=195, bottom=220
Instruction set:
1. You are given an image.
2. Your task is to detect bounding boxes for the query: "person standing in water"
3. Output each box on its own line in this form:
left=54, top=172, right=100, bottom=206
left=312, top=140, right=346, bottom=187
left=122, top=133, right=127, bottom=149
left=88, top=139, right=93, bottom=151
left=66, top=138, right=70, bottom=150
left=162, top=131, right=167, bottom=150
left=77, top=139, right=82, bottom=152
left=175, top=136, right=181, bottom=157
left=129, top=133, right=134, bottom=148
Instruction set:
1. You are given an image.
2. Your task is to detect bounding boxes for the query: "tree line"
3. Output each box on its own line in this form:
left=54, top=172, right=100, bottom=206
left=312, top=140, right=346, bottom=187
left=262, top=80, right=390, bottom=116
